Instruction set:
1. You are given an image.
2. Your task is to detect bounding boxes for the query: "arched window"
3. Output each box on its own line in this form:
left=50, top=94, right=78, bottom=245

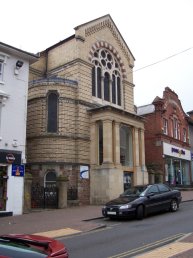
left=91, top=48, right=122, bottom=106
left=104, top=72, right=110, bottom=101
left=98, top=122, right=103, bottom=165
left=47, top=91, right=58, bottom=133
left=120, top=125, right=133, bottom=167
left=45, top=171, right=56, bottom=187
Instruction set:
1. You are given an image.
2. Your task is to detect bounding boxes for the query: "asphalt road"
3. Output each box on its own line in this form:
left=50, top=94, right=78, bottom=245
left=61, top=201, right=193, bottom=258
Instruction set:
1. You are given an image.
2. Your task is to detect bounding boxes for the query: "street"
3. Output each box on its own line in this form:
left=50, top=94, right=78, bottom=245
left=61, top=201, right=193, bottom=258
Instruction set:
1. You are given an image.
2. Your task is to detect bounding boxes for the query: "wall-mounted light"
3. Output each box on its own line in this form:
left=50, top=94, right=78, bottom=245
left=12, top=139, right=18, bottom=147
left=16, top=60, right=24, bottom=69
left=15, top=60, right=24, bottom=75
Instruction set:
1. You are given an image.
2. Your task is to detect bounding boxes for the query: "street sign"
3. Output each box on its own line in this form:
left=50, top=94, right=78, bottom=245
left=12, top=165, right=25, bottom=177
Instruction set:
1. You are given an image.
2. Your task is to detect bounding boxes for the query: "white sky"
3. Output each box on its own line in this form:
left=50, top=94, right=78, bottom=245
left=1, top=0, right=193, bottom=112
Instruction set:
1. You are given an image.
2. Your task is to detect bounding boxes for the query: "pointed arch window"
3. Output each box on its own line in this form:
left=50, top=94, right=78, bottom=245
left=104, top=72, right=110, bottom=101
left=91, top=48, right=122, bottom=106
left=47, top=91, right=58, bottom=133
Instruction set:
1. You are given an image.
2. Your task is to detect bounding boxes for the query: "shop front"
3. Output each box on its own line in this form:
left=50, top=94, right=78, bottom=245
left=0, top=150, right=24, bottom=216
left=0, top=165, right=8, bottom=211
left=163, top=142, right=191, bottom=186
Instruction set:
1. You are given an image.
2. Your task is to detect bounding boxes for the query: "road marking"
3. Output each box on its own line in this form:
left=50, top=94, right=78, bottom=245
left=33, top=228, right=81, bottom=238
left=136, top=242, right=193, bottom=258
left=108, top=233, right=185, bottom=258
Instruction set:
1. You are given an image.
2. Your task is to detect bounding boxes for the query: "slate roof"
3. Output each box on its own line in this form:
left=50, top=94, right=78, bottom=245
left=137, top=104, right=155, bottom=116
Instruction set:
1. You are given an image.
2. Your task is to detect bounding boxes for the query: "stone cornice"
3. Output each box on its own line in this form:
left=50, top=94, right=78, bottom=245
left=88, top=105, right=144, bottom=121
left=29, top=77, right=78, bottom=88
left=27, top=134, right=90, bottom=141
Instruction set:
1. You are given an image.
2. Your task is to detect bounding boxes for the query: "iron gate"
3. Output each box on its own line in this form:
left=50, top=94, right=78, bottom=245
left=31, top=183, right=58, bottom=209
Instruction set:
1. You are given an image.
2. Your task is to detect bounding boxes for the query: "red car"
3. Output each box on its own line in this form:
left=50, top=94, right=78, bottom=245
left=0, top=234, right=69, bottom=258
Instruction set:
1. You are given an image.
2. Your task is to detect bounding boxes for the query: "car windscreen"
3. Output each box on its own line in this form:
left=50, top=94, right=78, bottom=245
left=121, top=186, right=147, bottom=197
left=0, top=240, right=47, bottom=258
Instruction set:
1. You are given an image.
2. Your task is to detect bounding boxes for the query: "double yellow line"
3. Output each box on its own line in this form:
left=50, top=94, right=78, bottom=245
left=108, top=233, right=185, bottom=258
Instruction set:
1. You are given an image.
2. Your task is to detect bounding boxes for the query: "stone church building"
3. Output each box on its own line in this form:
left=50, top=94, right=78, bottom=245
left=27, top=14, right=148, bottom=206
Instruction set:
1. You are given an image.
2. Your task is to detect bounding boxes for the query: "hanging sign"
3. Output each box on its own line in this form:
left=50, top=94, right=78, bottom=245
left=0, top=150, right=21, bottom=164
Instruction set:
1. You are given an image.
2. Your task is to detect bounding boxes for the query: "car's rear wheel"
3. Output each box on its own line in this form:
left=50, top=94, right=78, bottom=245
left=170, top=199, right=178, bottom=212
left=136, top=205, right=144, bottom=220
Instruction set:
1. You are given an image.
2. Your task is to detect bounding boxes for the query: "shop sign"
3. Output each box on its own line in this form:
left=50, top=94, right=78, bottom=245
left=6, top=153, right=15, bottom=163
left=171, top=147, right=185, bottom=156
left=12, top=165, right=25, bottom=177
left=0, top=150, right=21, bottom=165
left=80, top=166, right=89, bottom=179
left=163, top=142, right=191, bottom=161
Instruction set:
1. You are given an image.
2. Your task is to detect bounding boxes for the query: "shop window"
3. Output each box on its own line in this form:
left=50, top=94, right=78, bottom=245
left=0, top=166, right=7, bottom=211
left=120, top=125, right=133, bottom=167
left=123, top=172, right=133, bottom=191
left=163, top=118, right=168, bottom=135
left=91, top=48, right=122, bottom=106
left=47, top=91, right=58, bottom=133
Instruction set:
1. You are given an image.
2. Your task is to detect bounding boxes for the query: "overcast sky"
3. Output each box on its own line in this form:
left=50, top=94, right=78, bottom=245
left=2, top=0, right=193, bottom=112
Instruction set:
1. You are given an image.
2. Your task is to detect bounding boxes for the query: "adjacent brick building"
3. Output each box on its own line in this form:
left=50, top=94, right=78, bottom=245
left=27, top=15, right=148, bottom=207
left=137, top=87, right=191, bottom=186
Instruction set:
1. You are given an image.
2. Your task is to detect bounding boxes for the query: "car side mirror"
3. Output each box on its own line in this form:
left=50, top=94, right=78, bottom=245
left=147, top=192, right=155, bottom=198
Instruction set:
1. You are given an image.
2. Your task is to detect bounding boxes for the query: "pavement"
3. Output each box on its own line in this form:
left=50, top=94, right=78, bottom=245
left=0, top=190, right=193, bottom=257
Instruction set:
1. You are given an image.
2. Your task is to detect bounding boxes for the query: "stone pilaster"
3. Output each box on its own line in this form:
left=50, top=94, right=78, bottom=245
left=103, top=119, right=113, bottom=164
left=90, top=122, right=97, bottom=165
left=23, top=173, right=33, bottom=213
left=134, top=127, right=140, bottom=167
left=114, top=121, right=121, bottom=166
left=140, top=129, right=146, bottom=170
left=56, top=176, right=68, bottom=209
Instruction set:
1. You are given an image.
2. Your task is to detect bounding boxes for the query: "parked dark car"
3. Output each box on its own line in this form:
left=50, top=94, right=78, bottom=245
left=0, top=234, right=69, bottom=258
left=102, top=183, right=182, bottom=220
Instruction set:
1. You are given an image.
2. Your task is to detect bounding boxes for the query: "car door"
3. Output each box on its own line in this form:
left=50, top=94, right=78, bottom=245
left=145, top=185, right=162, bottom=214
left=157, top=184, right=172, bottom=210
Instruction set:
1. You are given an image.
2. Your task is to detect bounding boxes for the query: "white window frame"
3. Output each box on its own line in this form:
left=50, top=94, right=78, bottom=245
left=173, top=118, right=178, bottom=139
left=0, top=60, right=4, bottom=82
left=183, top=128, right=187, bottom=142
left=163, top=118, right=168, bottom=135
left=0, top=53, right=9, bottom=84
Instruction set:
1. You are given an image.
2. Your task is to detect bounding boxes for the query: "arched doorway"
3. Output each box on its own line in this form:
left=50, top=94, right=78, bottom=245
left=31, top=171, right=58, bottom=209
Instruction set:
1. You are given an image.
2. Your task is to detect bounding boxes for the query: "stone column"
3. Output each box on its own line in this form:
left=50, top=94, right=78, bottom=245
left=90, top=121, right=97, bottom=165
left=114, top=121, right=121, bottom=165
left=23, top=173, right=32, bottom=213
left=134, top=128, right=140, bottom=167
left=56, top=176, right=68, bottom=209
left=103, top=119, right=113, bottom=164
left=140, top=129, right=146, bottom=171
